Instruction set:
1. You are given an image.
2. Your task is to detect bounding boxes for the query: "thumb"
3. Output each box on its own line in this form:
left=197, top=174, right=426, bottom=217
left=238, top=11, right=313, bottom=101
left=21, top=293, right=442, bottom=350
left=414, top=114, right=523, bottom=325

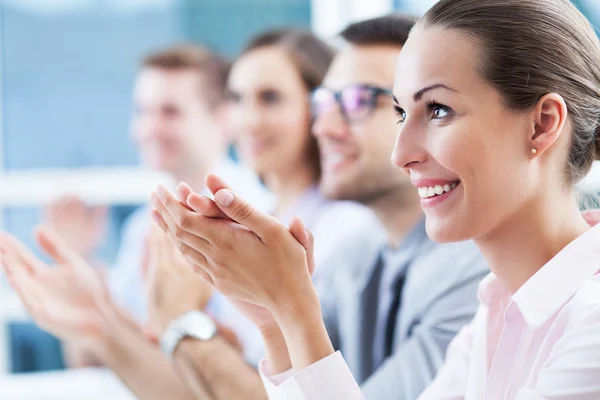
left=34, top=224, right=77, bottom=264
left=288, top=217, right=315, bottom=276
left=213, top=187, right=277, bottom=239
left=187, top=192, right=231, bottom=221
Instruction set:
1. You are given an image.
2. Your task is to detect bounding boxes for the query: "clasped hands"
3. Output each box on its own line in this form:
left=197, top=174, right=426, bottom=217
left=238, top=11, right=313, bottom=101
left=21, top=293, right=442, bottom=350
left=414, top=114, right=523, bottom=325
left=150, top=174, right=319, bottom=334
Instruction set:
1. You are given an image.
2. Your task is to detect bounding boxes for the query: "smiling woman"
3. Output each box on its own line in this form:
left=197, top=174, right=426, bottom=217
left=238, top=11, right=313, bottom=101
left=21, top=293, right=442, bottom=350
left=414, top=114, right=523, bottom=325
left=149, top=1, right=600, bottom=399
left=232, top=0, right=600, bottom=398
left=226, top=30, right=327, bottom=198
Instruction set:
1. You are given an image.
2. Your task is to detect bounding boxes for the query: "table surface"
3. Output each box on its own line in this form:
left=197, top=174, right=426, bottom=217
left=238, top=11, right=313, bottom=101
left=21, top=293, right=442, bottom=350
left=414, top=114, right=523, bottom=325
left=0, top=368, right=136, bottom=400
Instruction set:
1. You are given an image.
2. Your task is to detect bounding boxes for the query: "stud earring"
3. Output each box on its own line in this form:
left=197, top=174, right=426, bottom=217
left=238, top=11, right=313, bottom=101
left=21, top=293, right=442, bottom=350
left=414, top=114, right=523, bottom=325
left=531, top=148, right=538, bottom=155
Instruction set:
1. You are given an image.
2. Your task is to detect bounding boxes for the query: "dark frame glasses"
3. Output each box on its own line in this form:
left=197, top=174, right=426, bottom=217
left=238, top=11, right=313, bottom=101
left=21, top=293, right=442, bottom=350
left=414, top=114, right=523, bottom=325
left=310, top=84, right=393, bottom=123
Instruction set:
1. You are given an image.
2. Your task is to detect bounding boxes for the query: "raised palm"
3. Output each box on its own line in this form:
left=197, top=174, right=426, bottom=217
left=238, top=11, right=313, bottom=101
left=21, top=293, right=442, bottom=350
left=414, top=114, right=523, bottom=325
left=0, top=225, right=111, bottom=347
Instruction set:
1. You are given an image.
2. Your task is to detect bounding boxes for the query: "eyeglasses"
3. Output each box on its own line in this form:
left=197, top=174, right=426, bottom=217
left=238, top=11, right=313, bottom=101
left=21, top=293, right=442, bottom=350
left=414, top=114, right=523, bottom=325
left=310, top=84, right=393, bottom=123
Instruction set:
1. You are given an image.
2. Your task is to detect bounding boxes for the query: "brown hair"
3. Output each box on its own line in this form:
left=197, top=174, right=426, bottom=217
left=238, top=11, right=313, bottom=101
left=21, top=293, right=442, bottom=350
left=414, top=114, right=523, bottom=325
left=422, top=0, right=600, bottom=183
left=239, top=29, right=335, bottom=179
left=142, top=44, right=230, bottom=110
left=341, top=13, right=417, bottom=47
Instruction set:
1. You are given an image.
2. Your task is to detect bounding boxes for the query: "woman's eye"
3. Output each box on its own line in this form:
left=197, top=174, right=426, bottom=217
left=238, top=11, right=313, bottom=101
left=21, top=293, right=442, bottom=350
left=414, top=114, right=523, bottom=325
left=261, top=90, right=280, bottom=104
left=394, top=106, right=406, bottom=123
left=428, top=103, right=454, bottom=120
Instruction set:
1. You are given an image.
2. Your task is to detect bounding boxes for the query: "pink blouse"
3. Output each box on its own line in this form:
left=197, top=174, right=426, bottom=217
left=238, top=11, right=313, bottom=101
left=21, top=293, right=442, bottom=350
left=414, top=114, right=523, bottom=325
left=261, top=225, right=600, bottom=399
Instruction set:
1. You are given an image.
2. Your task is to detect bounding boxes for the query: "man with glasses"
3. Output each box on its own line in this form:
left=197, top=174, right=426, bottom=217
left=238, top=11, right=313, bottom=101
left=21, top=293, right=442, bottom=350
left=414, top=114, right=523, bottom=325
left=296, top=15, right=488, bottom=398
left=126, top=14, right=489, bottom=400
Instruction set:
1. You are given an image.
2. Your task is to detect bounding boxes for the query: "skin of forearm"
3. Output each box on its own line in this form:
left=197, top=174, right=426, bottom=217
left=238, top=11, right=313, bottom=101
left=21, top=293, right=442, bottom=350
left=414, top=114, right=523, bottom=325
left=261, top=324, right=292, bottom=374
left=173, top=337, right=268, bottom=400
left=90, top=307, right=197, bottom=400
left=272, top=290, right=334, bottom=372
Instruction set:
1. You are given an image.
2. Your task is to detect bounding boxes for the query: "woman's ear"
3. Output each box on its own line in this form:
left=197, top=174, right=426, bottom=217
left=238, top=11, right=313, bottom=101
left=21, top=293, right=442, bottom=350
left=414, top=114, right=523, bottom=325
left=530, top=93, right=568, bottom=157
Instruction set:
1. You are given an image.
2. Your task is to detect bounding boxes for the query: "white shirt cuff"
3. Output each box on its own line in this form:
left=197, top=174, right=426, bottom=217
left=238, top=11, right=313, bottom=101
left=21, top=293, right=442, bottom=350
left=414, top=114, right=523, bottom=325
left=259, top=352, right=363, bottom=400
left=259, top=359, right=294, bottom=400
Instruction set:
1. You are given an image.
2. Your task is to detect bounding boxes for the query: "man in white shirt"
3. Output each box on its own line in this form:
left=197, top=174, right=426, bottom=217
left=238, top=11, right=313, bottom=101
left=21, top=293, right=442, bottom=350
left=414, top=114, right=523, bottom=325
left=46, top=46, right=270, bottom=328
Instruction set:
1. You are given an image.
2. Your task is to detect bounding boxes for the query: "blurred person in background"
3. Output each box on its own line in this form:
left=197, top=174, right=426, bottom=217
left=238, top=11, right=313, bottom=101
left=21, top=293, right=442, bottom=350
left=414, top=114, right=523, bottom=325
left=43, top=45, right=272, bottom=368
left=0, top=28, right=376, bottom=400
left=0, top=44, right=271, bottom=400
left=225, top=29, right=377, bottom=287
left=151, top=27, right=379, bottom=367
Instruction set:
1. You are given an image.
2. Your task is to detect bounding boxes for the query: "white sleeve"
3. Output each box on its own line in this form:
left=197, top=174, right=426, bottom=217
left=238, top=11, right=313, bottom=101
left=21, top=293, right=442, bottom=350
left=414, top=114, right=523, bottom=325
left=259, top=352, right=363, bottom=400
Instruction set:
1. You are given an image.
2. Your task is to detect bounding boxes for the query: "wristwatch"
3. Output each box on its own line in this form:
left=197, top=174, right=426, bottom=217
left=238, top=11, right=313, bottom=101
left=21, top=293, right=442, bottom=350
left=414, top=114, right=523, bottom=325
left=160, top=310, right=218, bottom=360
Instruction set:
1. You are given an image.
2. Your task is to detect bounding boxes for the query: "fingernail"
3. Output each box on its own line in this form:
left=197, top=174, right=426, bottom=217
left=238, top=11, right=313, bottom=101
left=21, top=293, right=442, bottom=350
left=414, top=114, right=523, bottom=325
left=157, top=186, right=165, bottom=201
left=215, top=189, right=234, bottom=207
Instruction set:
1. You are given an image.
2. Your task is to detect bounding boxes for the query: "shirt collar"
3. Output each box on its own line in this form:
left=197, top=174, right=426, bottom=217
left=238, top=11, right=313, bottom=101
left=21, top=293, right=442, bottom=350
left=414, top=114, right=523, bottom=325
left=353, top=218, right=426, bottom=290
left=478, top=224, right=600, bottom=328
left=367, top=218, right=427, bottom=286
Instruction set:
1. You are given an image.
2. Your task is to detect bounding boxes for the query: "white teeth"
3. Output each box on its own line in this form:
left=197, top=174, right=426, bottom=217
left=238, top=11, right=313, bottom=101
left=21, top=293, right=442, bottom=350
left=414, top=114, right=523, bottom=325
left=417, top=182, right=459, bottom=198
left=324, top=153, right=347, bottom=169
left=328, top=154, right=345, bottom=164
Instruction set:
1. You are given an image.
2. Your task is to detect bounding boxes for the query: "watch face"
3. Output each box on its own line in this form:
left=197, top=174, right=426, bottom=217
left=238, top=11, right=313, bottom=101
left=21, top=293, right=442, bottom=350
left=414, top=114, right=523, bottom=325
left=182, top=311, right=217, bottom=340
left=161, top=311, right=217, bottom=359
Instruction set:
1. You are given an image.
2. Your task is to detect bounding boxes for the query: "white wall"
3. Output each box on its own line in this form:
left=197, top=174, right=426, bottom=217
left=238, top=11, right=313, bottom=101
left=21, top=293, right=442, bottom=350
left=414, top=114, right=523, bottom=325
left=311, top=0, right=394, bottom=40
left=400, top=0, right=439, bottom=15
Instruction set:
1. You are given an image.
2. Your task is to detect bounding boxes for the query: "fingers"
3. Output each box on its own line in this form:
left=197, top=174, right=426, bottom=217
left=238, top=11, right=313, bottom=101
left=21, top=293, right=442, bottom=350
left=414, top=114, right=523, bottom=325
left=175, top=182, right=194, bottom=210
left=190, top=263, right=215, bottom=285
left=288, top=218, right=308, bottom=246
left=288, top=217, right=316, bottom=276
left=152, top=187, right=234, bottom=247
left=0, top=233, right=45, bottom=276
left=0, top=242, right=44, bottom=313
left=150, top=209, right=169, bottom=234
left=0, top=240, right=20, bottom=283
left=151, top=190, right=212, bottom=246
left=175, top=181, right=229, bottom=221
left=154, top=225, right=177, bottom=268
left=306, top=230, right=315, bottom=276
left=150, top=209, right=212, bottom=273
left=187, top=193, right=231, bottom=221
left=34, top=224, right=77, bottom=264
left=206, top=174, right=279, bottom=240
left=176, top=180, right=231, bottom=220
left=205, top=173, right=230, bottom=196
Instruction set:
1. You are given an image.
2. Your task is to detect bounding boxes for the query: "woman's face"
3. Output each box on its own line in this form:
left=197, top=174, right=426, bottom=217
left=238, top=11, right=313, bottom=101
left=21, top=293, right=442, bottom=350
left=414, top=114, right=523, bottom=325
left=227, top=46, right=313, bottom=176
left=392, top=26, right=542, bottom=243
